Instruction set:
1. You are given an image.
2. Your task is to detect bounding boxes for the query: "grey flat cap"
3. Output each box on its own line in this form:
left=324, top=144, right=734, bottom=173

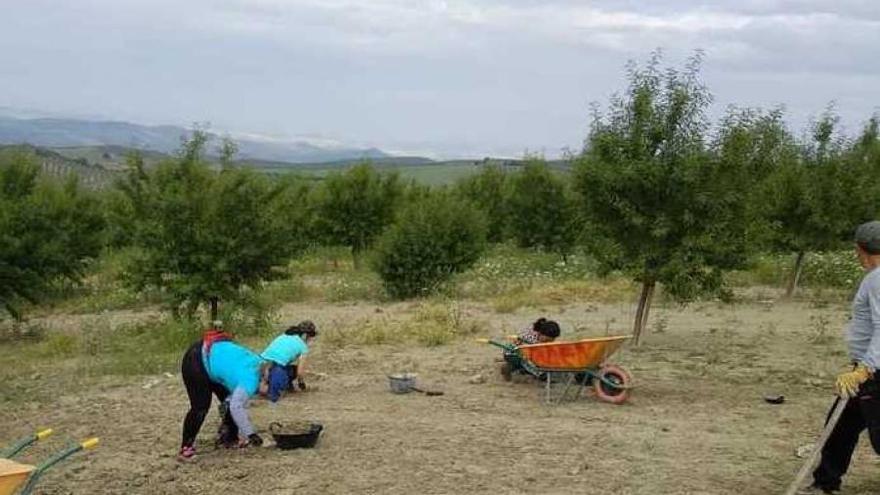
left=855, top=221, right=880, bottom=254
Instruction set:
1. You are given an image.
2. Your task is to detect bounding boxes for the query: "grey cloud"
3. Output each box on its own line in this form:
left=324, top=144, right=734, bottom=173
left=0, top=0, right=877, bottom=157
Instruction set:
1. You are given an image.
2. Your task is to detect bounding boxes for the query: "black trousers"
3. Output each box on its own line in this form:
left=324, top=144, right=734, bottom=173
left=180, top=341, right=237, bottom=449
left=812, top=378, right=880, bottom=490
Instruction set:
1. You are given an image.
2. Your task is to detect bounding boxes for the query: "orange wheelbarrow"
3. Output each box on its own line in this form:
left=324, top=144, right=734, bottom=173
left=478, top=335, right=633, bottom=404
left=1, top=429, right=98, bottom=495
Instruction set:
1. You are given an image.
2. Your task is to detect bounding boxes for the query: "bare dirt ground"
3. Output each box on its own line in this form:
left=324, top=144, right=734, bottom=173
left=4, top=298, right=880, bottom=494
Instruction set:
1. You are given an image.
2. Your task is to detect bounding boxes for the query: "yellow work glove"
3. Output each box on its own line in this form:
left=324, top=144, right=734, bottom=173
left=835, top=364, right=873, bottom=398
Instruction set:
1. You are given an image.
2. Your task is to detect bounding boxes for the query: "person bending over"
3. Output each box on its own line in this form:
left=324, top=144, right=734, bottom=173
left=178, top=321, right=287, bottom=460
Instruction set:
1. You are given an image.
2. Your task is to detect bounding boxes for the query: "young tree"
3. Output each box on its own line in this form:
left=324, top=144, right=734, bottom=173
left=759, top=110, right=873, bottom=296
left=372, top=191, right=487, bottom=298
left=507, top=160, right=578, bottom=261
left=119, top=132, right=298, bottom=319
left=573, top=52, right=751, bottom=344
left=454, top=165, right=511, bottom=243
left=0, top=152, right=105, bottom=319
left=312, top=163, right=402, bottom=267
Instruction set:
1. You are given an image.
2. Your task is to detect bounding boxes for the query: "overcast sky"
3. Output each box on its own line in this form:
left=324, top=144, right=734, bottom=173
left=1, top=0, right=878, bottom=158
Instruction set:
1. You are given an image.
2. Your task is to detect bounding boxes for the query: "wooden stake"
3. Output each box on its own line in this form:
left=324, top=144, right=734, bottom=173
left=632, top=281, right=648, bottom=346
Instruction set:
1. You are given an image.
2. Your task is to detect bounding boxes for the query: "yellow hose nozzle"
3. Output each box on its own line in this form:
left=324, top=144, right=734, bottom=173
left=36, top=428, right=54, bottom=440
left=80, top=438, right=100, bottom=450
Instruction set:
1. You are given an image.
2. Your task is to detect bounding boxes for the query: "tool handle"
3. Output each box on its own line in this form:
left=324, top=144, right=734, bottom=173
left=476, top=338, right=517, bottom=351
left=1, top=428, right=54, bottom=458
left=81, top=438, right=99, bottom=450
left=783, top=397, right=849, bottom=495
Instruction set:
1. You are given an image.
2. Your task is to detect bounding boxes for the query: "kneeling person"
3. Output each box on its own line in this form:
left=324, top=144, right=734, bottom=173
left=261, top=320, right=318, bottom=400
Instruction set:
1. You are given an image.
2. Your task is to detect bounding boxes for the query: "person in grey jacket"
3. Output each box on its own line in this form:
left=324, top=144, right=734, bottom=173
left=808, top=221, right=880, bottom=493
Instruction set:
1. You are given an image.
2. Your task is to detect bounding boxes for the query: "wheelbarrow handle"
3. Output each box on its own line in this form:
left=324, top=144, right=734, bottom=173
left=475, top=338, right=517, bottom=351
left=81, top=437, right=100, bottom=450
left=1, top=428, right=54, bottom=459
left=19, top=437, right=100, bottom=495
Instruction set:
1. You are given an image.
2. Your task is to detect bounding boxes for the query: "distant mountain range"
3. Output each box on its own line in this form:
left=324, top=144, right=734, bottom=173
left=0, top=115, right=392, bottom=164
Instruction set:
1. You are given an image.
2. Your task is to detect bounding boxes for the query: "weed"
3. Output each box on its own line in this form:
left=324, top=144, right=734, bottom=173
left=807, top=314, right=834, bottom=345
left=42, top=333, right=78, bottom=358
left=652, top=315, right=668, bottom=334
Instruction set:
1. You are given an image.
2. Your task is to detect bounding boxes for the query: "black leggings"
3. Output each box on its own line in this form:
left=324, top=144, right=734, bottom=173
left=180, top=342, right=237, bottom=448
left=813, top=378, right=880, bottom=490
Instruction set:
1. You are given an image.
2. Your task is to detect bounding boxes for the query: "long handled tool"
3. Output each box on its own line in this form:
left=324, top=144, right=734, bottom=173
left=17, top=438, right=99, bottom=495
left=783, top=397, right=849, bottom=495
left=410, top=386, right=444, bottom=396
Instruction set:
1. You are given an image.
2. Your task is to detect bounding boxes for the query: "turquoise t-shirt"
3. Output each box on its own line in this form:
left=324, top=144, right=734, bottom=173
left=202, top=341, right=263, bottom=396
left=261, top=334, right=309, bottom=366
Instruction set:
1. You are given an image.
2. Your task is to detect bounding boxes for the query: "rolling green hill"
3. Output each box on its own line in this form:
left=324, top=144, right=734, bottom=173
left=3, top=143, right=572, bottom=187
left=0, top=144, right=116, bottom=188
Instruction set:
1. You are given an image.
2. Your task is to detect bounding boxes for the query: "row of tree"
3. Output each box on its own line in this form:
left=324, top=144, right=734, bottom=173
left=2, top=53, right=879, bottom=344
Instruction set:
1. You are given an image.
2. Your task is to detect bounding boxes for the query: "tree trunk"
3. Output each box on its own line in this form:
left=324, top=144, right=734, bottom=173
left=632, top=280, right=656, bottom=346
left=785, top=251, right=806, bottom=299
left=209, top=297, right=219, bottom=322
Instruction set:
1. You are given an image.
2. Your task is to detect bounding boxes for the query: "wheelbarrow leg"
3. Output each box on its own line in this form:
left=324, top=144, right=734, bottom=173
left=557, top=372, right=576, bottom=405
left=544, top=373, right=552, bottom=404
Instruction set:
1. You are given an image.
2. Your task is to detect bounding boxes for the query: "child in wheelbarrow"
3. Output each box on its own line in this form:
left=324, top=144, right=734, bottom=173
left=500, top=317, right=560, bottom=381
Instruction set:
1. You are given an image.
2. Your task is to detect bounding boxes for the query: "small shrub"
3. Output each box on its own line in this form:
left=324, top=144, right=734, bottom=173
left=43, top=333, right=78, bottom=357
left=415, top=321, right=456, bottom=347
left=373, top=193, right=487, bottom=298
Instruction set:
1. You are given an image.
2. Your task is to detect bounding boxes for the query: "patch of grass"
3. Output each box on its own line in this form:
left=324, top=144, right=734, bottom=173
left=731, top=251, right=861, bottom=292
left=453, top=244, right=597, bottom=299
left=323, top=300, right=485, bottom=348
left=289, top=246, right=357, bottom=275
left=35, top=249, right=164, bottom=315
left=319, top=272, right=384, bottom=302
left=488, top=279, right=635, bottom=313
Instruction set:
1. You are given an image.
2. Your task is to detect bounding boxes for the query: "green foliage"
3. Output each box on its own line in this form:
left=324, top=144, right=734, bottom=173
left=507, top=159, right=579, bottom=259
left=574, top=52, right=749, bottom=301
left=0, top=151, right=106, bottom=318
left=454, top=165, right=511, bottom=242
left=312, top=163, right=403, bottom=261
left=759, top=109, right=873, bottom=257
left=373, top=192, right=487, bottom=298
left=713, top=107, right=797, bottom=250
left=743, top=251, right=862, bottom=290
left=118, top=131, right=300, bottom=317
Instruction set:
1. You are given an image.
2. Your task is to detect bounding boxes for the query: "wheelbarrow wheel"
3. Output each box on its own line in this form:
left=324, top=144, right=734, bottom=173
left=594, top=364, right=631, bottom=404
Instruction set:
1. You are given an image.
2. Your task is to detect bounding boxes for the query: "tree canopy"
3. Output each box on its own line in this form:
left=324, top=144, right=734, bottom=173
left=573, top=53, right=753, bottom=343
left=0, top=152, right=105, bottom=319
left=118, top=132, right=299, bottom=318
left=507, top=160, right=578, bottom=261
left=312, top=163, right=402, bottom=265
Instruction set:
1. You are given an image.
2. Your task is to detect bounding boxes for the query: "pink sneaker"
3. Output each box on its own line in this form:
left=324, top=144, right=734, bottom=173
left=177, top=445, right=196, bottom=461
